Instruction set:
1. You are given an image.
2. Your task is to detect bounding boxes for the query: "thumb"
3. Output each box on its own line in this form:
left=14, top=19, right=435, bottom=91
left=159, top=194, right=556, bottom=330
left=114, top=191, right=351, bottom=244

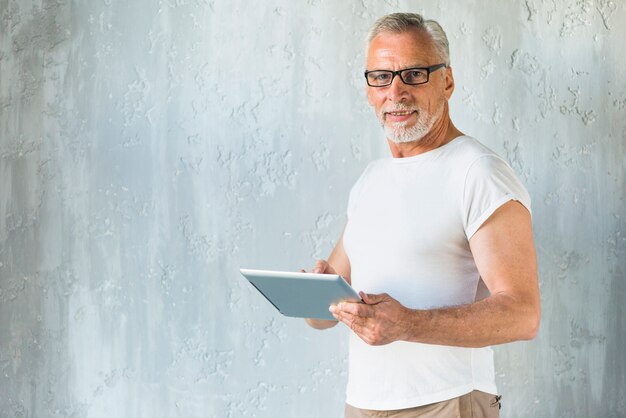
left=359, top=291, right=388, bottom=305
left=312, top=259, right=330, bottom=274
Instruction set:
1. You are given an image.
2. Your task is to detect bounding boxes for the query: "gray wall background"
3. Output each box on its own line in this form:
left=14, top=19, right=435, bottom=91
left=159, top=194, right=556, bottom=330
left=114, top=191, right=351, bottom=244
left=1, top=0, right=624, bottom=417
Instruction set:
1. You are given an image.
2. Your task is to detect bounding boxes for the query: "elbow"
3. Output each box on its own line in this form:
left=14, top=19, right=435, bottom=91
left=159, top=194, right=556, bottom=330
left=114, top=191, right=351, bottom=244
left=305, top=318, right=338, bottom=330
left=504, top=289, right=541, bottom=341
left=522, top=320, right=539, bottom=341
left=521, top=304, right=541, bottom=341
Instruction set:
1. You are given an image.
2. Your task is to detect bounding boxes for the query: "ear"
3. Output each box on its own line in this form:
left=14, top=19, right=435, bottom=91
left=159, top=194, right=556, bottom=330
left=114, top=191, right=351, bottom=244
left=443, top=66, right=455, bottom=100
left=366, top=86, right=375, bottom=107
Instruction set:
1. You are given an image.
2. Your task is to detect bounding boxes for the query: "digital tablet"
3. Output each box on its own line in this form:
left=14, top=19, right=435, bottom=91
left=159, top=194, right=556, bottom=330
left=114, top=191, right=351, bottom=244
left=239, top=268, right=362, bottom=320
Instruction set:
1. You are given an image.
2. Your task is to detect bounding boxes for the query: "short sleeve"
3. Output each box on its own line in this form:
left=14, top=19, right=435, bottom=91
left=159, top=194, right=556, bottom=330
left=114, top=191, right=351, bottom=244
left=462, top=155, right=531, bottom=239
left=347, top=162, right=375, bottom=220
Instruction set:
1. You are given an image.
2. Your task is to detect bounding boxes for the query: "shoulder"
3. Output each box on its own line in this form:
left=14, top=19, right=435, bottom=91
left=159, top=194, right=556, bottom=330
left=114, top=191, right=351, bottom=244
left=442, top=136, right=504, bottom=168
left=355, top=157, right=392, bottom=183
left=365, top=157, right=392, bottom=172
left=441, top=137, right=524, bottom=187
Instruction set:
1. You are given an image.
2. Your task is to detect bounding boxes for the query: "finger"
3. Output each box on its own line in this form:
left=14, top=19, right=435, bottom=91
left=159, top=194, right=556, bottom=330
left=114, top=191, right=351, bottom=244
left=345, top=317, right=370, bottom=340
left=329, top=307, right=351, bottom=323
left=336, top=312, right=360, bottom=330
left=348, top=315, right=360, bottom=332
left=333, top=310, right=369, bottom=332
left=357, top=332, right=373, bottom=345
left=340, top=320, right=378, bottom=346
left=360, top=292, right=388, bottom=305
left=336, top=301, right=374, bottom=318
left=312, top=259, right=328, bottom=274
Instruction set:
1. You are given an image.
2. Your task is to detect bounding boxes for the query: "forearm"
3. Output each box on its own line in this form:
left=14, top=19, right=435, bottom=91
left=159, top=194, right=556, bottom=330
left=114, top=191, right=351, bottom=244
left=402, top=293, right=540, bottom=348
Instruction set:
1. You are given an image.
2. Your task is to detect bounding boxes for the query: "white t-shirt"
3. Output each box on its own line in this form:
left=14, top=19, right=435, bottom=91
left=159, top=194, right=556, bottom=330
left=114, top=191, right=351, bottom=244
left=342, top=135, right=531, bottom=410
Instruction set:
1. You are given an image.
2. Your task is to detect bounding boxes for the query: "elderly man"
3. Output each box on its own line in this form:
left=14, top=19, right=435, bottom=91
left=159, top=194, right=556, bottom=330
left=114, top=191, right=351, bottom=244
left=305, top=12, right=540, bottom=418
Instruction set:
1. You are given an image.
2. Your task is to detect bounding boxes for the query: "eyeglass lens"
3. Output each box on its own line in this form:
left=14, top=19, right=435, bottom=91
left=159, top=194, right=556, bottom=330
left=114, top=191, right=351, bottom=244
left=366, top=69, right=429, bottom=87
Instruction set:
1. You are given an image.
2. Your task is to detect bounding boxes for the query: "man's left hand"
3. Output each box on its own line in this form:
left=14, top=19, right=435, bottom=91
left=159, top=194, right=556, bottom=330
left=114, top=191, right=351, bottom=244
left=330, top=292, right=411, bottom=345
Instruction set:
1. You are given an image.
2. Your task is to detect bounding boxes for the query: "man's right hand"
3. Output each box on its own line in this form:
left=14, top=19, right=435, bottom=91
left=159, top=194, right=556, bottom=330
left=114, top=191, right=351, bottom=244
left=303, top=259, right=341, bottom=330
left=302, top=229, right=351, bottom=330
left=307, top=259, right=337, bottom=275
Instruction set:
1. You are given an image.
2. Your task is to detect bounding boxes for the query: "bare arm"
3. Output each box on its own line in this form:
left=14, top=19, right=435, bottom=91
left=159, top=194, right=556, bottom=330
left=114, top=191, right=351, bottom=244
left=305, top=228, right=351, bottom=330
left=331, top=201, right=541, bottom=347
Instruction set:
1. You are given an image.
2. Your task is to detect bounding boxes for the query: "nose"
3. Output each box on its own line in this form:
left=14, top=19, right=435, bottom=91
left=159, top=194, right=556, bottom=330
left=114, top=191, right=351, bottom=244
left=386, top=74, right=411, bottom=102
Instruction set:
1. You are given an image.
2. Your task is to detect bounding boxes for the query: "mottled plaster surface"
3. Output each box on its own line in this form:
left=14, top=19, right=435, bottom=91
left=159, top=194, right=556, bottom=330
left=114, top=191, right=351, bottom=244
left=0, top=0, right=624, bottom=417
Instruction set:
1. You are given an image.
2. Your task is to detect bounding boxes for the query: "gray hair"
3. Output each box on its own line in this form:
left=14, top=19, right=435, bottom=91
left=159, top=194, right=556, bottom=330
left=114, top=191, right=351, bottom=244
left=367, top=13, right=451, bottom=66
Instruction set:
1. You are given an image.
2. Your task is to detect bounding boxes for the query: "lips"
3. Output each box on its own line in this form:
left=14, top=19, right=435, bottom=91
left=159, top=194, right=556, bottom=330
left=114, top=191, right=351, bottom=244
left=384, top=110, right=417, bottom=123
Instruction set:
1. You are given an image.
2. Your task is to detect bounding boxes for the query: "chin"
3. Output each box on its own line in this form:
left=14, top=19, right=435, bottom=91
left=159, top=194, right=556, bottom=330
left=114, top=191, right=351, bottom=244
left=385, top=126, right=429, bottom=144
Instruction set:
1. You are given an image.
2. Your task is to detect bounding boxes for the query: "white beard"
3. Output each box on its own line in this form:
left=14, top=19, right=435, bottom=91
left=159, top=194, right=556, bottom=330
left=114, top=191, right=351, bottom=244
left=380, top=102, right=444, bottom=144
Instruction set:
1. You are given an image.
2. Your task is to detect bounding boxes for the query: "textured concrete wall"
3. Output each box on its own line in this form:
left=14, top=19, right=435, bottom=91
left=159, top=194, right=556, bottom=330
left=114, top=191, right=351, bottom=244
left=0, top=0, right=624, bottom=417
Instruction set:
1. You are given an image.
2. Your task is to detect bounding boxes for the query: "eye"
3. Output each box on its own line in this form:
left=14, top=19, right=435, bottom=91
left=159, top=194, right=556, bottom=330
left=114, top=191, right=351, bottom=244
left=403, top=69, right=425, bottom=82
left=366, top=71, right=393, bottom=86
left=373, top=72, right=391, bottom=81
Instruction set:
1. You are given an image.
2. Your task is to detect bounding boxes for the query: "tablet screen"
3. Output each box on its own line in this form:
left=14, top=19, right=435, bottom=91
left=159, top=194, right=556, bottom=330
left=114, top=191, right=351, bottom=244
left=240, top=268, right=361, bottom=320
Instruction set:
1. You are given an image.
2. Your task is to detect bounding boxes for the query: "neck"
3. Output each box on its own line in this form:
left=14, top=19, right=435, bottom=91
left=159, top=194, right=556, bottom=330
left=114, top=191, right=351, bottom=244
left=387, top=102, right=463, bottom=158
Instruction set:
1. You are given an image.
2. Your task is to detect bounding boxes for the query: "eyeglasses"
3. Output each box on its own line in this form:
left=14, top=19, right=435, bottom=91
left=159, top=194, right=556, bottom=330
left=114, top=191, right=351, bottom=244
left=364, top=63, right=447, bottom=87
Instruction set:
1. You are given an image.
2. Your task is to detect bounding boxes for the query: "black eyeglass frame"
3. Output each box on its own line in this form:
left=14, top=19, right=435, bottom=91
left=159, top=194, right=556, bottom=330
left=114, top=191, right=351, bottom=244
left=364, top=63, right=447, bottom=87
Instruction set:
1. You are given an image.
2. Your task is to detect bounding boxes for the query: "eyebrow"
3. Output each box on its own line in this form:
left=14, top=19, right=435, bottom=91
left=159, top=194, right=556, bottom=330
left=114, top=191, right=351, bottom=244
left=366, top=64, right=430, bottom=71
